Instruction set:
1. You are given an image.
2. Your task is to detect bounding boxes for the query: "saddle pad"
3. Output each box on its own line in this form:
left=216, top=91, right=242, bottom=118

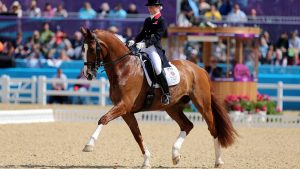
left=139, top=54, right=180, bottom=88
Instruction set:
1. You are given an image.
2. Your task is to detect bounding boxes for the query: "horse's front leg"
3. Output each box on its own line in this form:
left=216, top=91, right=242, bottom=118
left=83, top=102, right=127, bottom=152
left=122, top=113, right=151, bottom=169
left=98, top=102, right=127, bottom=125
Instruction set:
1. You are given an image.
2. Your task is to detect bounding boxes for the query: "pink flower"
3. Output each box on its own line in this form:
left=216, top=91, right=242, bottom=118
left=276, top=106, right=282, bottom=112
left=261, top=105, right=267, bottom=111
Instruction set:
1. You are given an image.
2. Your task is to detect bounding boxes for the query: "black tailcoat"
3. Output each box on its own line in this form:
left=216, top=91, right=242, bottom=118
left=135, top=13, right=169, bottom=66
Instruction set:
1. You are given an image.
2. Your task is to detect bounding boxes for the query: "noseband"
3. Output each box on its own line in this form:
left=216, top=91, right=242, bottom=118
left=83, top=32, right=132, bottom=73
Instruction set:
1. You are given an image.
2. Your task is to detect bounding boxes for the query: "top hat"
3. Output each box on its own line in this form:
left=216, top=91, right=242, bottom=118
left=145, top=0, right=163, bottom=6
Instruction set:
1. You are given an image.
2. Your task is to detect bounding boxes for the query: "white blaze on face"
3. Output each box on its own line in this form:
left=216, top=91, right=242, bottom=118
left=83, top=43, right=88, bottom=77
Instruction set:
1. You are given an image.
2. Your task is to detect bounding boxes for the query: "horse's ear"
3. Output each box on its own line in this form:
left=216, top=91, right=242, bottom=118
left=80, top=27, right=87, bottom=36
left=87, top=28, right=93, bottom=39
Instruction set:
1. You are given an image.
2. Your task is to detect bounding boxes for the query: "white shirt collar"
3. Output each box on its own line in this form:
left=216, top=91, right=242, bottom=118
left=150, top=12, right=160, bottom=19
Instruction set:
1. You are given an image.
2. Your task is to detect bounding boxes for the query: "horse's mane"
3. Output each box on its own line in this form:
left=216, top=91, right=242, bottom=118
left=94, top=29, right=127, bottom=49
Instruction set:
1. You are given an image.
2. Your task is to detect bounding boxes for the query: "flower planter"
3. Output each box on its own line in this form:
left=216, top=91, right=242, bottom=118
left=258, top=111, right=267, bottom=122
left=229, top=111, right=243, bottom=122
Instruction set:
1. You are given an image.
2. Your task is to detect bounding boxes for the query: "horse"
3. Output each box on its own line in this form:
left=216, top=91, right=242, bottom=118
left=80, top=27, right=237, bottom=169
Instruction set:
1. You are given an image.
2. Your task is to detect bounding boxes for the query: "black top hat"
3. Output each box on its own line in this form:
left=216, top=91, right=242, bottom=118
left=145, top=0, right=163, bottom=6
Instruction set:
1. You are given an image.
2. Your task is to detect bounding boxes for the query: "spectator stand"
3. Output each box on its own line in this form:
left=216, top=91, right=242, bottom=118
left=168, top=26, right=261, bottom=102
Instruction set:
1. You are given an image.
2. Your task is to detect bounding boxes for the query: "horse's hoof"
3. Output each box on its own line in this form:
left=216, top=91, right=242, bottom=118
left=140, top=164, right=151, bottom=169
left=214, top=161, right=224, bottom=168
left=172, top=155, right=181, bottom=165
left=82, top=145, right=94, bottom=152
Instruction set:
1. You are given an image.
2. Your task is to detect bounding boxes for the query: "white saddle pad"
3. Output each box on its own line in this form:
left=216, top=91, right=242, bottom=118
left=139, top=54, right=180, bottom=88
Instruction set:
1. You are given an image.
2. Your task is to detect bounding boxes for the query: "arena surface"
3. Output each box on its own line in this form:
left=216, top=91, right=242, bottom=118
left=1, top=121, right=300, bottom=169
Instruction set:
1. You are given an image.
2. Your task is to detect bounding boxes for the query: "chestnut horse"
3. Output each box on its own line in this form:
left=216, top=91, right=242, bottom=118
left=80, top=27, right=237, bottom=169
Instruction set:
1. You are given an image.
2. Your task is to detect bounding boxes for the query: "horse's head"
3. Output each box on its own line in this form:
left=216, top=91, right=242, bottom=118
left=80, top=27, right=105, bottom=80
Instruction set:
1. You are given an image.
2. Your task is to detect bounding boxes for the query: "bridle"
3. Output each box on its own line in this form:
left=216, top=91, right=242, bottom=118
left=83, top=33, right=132, bottom=78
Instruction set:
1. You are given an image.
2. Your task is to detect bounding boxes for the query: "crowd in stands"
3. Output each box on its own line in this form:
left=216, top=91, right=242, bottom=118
left=0, top=21, right=134, bottom=68
left=0, top=0, right=140, bottom=18
left=178, top=0, right=249, bottom=27
left=0, top=0, right=300, bottom=69
left=177, top=0, right=300, bottom=66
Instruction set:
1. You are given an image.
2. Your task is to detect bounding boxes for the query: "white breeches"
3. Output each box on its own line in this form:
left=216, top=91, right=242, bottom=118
left=141, top=45, right=162, bottom=75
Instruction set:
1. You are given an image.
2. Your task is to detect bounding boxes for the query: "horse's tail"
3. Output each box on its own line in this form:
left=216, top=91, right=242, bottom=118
left=211, top=93, right=237, bottom=148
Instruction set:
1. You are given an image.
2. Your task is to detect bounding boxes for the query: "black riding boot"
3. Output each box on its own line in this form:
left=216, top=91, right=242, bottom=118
left=156, top=72, right=171, bottom=105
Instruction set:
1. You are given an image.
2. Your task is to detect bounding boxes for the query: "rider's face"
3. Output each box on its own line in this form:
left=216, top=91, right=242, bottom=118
left=147, top=5, right=160, bottom=15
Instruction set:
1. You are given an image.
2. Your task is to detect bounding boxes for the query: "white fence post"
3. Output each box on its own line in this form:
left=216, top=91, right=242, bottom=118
left=99, top=77, right=106, bottom=106
left=38, top=76, right=47, bottom=105
left=277, top=81, right=283, bottom=111
left=31, top=76, right=37, bottom=103
left=1, top=75, right=10, bottom=103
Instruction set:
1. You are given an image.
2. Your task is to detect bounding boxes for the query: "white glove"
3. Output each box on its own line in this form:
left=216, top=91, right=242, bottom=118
left=128, top=40, right=135, bottom=47
left=136, top=42, right=146, bottom=49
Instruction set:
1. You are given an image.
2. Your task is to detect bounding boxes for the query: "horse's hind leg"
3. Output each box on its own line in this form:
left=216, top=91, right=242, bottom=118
left=189, top=85, right=224, bottom=167
left=122, top=113, right=151, bottom=169
left=166, top=104, right=194, bottom=165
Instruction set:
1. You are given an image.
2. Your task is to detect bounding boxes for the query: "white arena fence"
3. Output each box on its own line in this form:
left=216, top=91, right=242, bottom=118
left=0, top=109, right=299, bottom=127
left=1, top=76, right=300, bottom=110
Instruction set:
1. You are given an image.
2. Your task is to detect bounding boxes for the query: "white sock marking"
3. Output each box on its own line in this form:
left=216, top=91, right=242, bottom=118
left=172, top=131, right=186, bottom=157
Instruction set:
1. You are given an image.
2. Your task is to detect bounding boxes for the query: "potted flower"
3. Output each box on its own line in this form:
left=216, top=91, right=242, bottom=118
left=255, top=93, right=282, bottom=121
left=225, top=95, right=244, bottom=122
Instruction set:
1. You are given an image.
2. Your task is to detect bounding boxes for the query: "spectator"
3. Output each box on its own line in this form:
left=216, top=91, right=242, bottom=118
left=79, top=2, right=97, bottom=19
left=55, top=4, right=68, bottom=18
left=213, top=40, right=226, bottom=63
left=27, top=0, right=41, bottom=17
left=50, top=30, right=72, bottom=59
left=0, top=0, right=8, bottom=13
left=198, top=0, right=210, bottom=15
left=108, top=3, right=127, bottom=18
left=2, top=41, right=15, bottom=58
left=233, top=64, right=251, bottom=81
left=227, top=3, right=247, bottom=22
left=0, top=41, right=16, bottom=68
left=26, top=51, right=41, bottom=68
left=14, top=32, right=25, bottom=58
left=249, top=8, right=257, bottom=22
left=123, top=27, right=134, bottom=42
left=71, top=69, right=90, bottom=104
left=188, top=0, right=199, bottom=18
left=28, top=30, right=41, bottom=53
left=276, top=32, right=289, bottom=57
left=107, top=26, right=126, bottom=42
left=218, top=0, right=231, bottom=16
left=39, top=22, right=54, bottom=45
left=259, top=31, right=270, bottom=62
left=205, top=57, right=223, bottom=80
left=204, top=4, right=222, bottom=21
left=172, top=47, right=187, bottom=60
left=288, top=30, right=300, bottom=65
left=98, top=2, right=110, bottom=18
left=273, top=49, right=287, bottom=66
left=264, top=44, right=275, bottom=64
left=177, top=11, right=193, bottom=27
left=126, top=3, right=138, bottom=14
left=10, top=1, right=22, bottom=17
left=42, top=3, right=55, bottom=18
left=71, top=31, right=83, bottom=60
left=48, top=68, right=68, bottom=104
left=187, top=49, right=198, bottom=64
left=179, top=0, right=194, bottom=26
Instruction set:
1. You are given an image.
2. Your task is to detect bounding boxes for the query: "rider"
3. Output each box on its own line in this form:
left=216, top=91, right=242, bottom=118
left=132, top=0, right=171, bottom=105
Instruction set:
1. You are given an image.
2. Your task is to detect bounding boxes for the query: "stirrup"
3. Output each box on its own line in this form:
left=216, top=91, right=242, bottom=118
left=161, top=94, right=170, bottom=105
